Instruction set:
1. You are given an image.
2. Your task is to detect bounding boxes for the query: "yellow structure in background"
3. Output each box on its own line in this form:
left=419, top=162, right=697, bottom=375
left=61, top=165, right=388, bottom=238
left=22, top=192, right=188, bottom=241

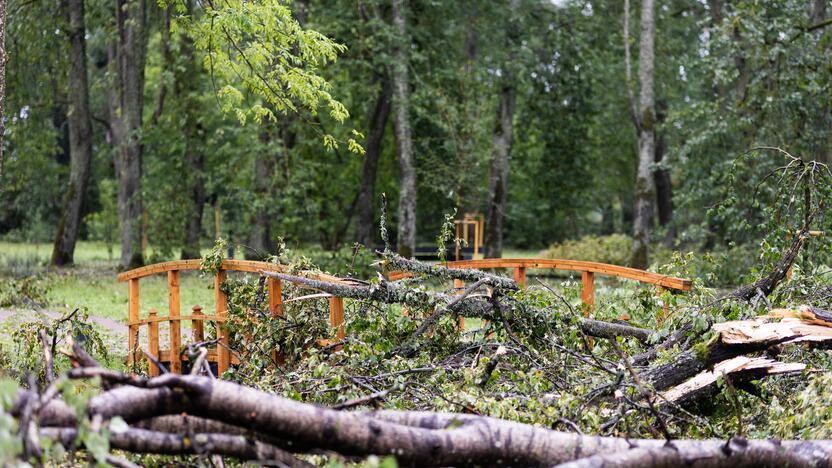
left=454, top=213, right=484, bottom=260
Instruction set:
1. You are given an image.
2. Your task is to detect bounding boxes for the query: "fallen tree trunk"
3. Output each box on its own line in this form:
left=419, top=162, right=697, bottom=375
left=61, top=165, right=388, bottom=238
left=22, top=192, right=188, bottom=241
left=382, top=251, right=518, bottom=290
left=262, top=271, right=652, bottom=342
left=17, top=367, right=832, bottom=467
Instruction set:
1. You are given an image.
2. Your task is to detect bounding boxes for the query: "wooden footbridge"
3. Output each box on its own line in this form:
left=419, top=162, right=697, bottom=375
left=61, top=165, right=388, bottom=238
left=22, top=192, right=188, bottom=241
left=118, top=258, right=691, bottom=377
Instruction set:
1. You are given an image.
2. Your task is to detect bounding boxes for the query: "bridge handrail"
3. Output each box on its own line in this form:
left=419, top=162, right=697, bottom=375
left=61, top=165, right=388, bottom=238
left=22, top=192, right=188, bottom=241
left=119, top=259, right=350, bottom=378
left=117, top=259, right=348, bottom=284
left=417, top=258, right=692, bottom=291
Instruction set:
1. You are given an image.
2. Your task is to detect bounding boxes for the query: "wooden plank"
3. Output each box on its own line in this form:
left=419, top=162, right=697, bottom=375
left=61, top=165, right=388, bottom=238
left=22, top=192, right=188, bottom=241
left=269, top=277, right=284, bottom=363
left=168, top=270, right=181, bottom=374
left=215, top=269, right=230, bottom=376
left=128, top=313, right=227, bottom=326
left=117, top=259, right=203, bottom=281
left=513, top=267, right=527, bottom=289
left=148, top=308, right=160, bottom=377
left=268, top=278, right=284, bottom=317
left=440, top=259, right=692, bottom=291
left=159, top=349, right=240, bottom=366
left=127, top=278, right=140, bottom=366
left=329, top=296, right=345, bottom=341
left=192, top=305, right=204, bottom=342
left=581, top=271, right=595, bottom=316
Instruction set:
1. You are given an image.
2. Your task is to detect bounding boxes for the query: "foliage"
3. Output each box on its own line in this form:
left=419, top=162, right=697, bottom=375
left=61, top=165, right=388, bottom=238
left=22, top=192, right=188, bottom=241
left=543, top=234, right=634, bottom=266
left=0, top=274, right=51, bottom=308
left=0, top=308, right=110, bottom=385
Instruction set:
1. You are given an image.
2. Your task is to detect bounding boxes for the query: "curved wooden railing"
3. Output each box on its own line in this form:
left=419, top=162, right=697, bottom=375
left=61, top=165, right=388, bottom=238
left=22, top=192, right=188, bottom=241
left=388, top=258, right=692, bottom=314
left=118, top=260, right=356, bottom=378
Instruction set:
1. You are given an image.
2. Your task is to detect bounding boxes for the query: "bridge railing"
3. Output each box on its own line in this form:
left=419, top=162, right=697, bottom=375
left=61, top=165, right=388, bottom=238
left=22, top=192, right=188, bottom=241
left=120, top=257, right=691, bottom=376
left=388, top=258, right=692, bottom=318
left=117, top=259, right=352, bottom=377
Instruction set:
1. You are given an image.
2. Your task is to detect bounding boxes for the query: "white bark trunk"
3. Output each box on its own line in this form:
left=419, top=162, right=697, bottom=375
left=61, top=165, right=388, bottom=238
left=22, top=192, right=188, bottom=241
left=631, top=0, right=656, bottom=269
left=391, top=0, right=416, bottom=258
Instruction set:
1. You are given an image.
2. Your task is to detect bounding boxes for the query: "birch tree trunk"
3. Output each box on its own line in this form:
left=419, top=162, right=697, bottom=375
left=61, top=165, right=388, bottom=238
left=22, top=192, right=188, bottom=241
left=51, top=0, right=93, bottom=266
left=0, top=0, right=6, bottom=177
left=484, top=85, right=515, bottom=259
left=356, top=75, right=392, bottom=247
left=391, top=0, right=416, bottom=258
left=630, top=0, right=656, bottom=269
left=108, top=0, right=147, bottom=269
left=484, top=0, right=518, bottom=259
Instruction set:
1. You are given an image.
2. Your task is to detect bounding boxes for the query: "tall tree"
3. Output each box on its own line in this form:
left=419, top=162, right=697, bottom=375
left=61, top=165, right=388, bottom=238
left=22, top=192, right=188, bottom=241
left=355, top=75, right=392, bottom=247
left=653, top=100, right=672, bottom=231
left=628, top=0, right=656, bottom=268
left=178, top=1, right=205, bottom=259
left=484, top=0, right=519, bottom=259
left=108, top=0, right=147, bottom=269
left=51, top=0, right=93, bottom=266
left=391, top=0, right=416, bottom=258
left=246, top=124, right=278, bottom=259
left=0, top=0, right=6, bottom=178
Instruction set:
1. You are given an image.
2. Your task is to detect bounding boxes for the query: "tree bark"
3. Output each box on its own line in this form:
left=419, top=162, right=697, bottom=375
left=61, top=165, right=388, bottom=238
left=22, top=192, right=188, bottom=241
left=179, top=0, right=204, bottom=260
left=355, top=75, right=392, bottom=247
left=630, top=0, right=656, bottom=269
left=51, top=0, right=93, bottom=266
left=247, top=125, right=277, bottom=259
left=653, top=101, right=673, bottom=231
left=484, top=0, right=518, bottom=259
left=0, top=0, right=6, bottom=177
left=27, top=372, right=832, bottom=468
left=109, top=0, right=147, bottom=269
left=391, top=0, right=416, bottom=258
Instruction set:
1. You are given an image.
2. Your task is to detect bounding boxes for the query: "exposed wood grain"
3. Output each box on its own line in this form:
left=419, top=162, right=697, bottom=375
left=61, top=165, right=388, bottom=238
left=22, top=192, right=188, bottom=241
left=329, top=296, right=345, bottom=342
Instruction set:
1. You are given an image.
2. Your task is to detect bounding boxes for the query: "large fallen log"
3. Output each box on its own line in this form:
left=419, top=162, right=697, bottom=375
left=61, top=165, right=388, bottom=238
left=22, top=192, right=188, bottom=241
left=16, top=367, right=832, bottom=467
left=261, top=270, right=652, bottom=342
left=639, top=306, right=831, bottom=397
left=659, top=355, right=805, bottom=405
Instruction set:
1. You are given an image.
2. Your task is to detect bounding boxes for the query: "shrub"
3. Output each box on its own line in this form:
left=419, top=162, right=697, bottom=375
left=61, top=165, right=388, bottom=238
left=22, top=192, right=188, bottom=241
left=542, top=234, right=633, bottom=266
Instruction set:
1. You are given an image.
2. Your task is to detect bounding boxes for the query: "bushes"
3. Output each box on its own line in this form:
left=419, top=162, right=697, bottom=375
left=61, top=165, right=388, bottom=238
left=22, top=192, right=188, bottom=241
left=542, top=234, right=633, bottom=266
left=0, top=275, right=50, bottom=308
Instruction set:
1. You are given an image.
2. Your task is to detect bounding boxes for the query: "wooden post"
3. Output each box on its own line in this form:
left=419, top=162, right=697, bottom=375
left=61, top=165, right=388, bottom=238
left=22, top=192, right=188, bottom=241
left=168, top=270, right=181, bottom=374
left=581, top=271, right=595, bottom=317
left=148, top=308, right=160, bottom=377
left=192, top=305, right=204, bottom=342
left=268, top=278, right=283, bottom=318
left=328, top=296, right=345, bottom=341
left=473, top=221, right=480, bottom=260
left=478, top=215, right=484, bottom=250
left=454, top=279, right=465, bottom=330
left=127, top=278, right=140, bottom=366
left=454, top=222, right=461, bottom=261
left=513, top=267, right=527, bottom=289
left=215, top=269, right=230, bottom=376
left=463, top=222, right=469, bottom=257
left=269, top=278, right=284, bottom=362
